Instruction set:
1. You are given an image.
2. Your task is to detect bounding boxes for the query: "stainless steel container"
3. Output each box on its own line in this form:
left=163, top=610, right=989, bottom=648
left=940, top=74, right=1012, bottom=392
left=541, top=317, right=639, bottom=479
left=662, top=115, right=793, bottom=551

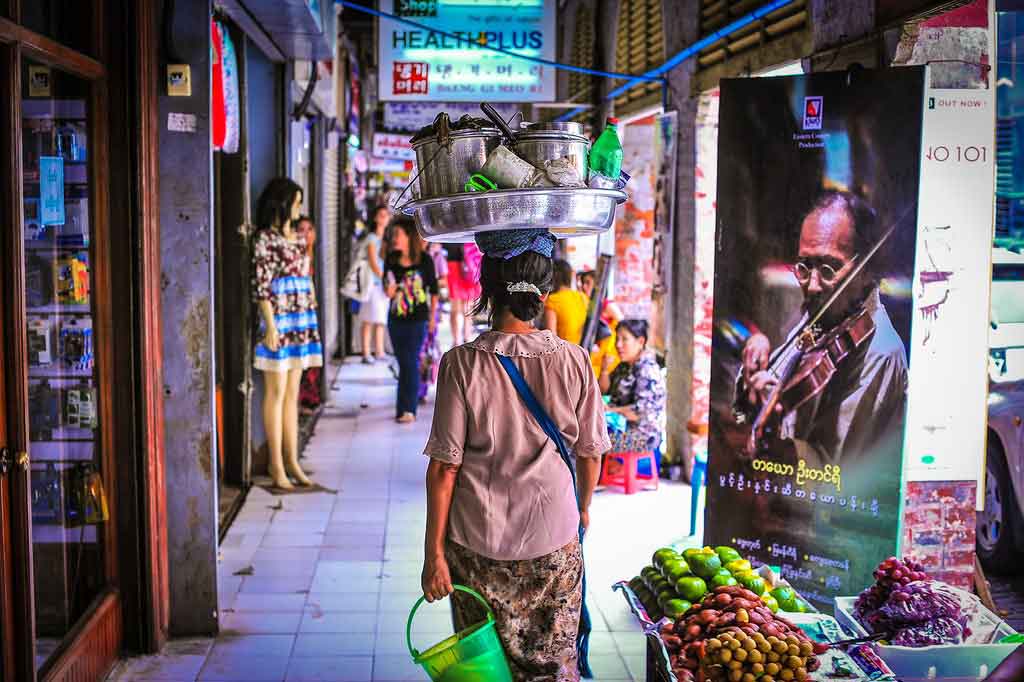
left=514, top=123, right=590, bottom=180
left=403, top=187, right=627, bottom=243
left=411, top=127, right=501, bottom=200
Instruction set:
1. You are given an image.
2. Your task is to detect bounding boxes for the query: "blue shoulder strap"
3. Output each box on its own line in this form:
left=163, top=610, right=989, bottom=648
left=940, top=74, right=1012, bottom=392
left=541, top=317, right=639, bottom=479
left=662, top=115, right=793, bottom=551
left=497, top=354, right=594, bottom=679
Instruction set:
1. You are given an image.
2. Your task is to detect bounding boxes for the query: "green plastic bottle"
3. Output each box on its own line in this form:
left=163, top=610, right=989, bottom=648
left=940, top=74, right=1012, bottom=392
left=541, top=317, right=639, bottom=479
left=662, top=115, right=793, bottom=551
left=588, top=117, right=623, bottom=182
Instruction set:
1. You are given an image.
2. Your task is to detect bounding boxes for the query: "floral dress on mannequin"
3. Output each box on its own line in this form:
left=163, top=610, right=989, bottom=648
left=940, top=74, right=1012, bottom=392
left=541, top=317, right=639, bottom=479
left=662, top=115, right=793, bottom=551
left=252, top=228, right=324, bottom=372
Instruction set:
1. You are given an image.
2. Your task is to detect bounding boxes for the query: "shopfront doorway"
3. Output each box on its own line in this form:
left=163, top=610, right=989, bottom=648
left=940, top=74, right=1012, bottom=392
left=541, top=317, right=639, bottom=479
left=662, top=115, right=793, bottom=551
left=0, top=10, right=124, bottom=682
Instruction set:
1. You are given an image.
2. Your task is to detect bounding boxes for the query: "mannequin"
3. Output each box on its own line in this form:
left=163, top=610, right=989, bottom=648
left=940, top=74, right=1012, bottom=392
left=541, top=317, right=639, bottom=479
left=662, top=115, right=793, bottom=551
left=252, top=178, right=323, bottom=490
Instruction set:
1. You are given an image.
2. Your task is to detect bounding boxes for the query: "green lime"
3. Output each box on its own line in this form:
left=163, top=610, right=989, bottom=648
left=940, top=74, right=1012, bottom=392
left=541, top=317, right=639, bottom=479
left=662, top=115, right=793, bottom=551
left=710, top=571, right=739, bottom=588
left=674, top=575, right=708, bottom=602
left=663, top=560, right=692, bottom=583
left=725, top=559, right=752, bottom=575
left=716, top=546, right=743, bottom=564
left=653, top=548, right=680, bottom=569
left=770, top=586, right=799, bottom=612
left=664, top=599, right=692, bottom=619
left=734, top=571, right=767, bottom=596
left=686, top=550, right=723, bottom=579
left=760, top=593, right=780, bottom=613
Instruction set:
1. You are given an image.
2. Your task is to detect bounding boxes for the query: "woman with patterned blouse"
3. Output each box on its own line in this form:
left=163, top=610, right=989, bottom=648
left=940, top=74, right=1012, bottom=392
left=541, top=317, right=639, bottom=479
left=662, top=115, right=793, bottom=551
left=599, top=319, right=666, bottom=453
left=251, top=178, right=322, bottom=490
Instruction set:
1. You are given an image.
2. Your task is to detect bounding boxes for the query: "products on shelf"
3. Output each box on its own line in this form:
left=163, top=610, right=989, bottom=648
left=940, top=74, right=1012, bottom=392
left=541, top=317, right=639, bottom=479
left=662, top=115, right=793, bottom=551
left=25, top=197, right=43, bottom=240
left=28, top=317, right=53, bottom=366
left=64, top=388, right=97, bottom=430
left=31, top=462, right=64, bottom=524
left=59, top=318, right=93, bottom=370
left=26, top=253, right=53, bottom=307
left=54, top=252, right=89, bottom=305
left=28, top=380, right=62, bottom=437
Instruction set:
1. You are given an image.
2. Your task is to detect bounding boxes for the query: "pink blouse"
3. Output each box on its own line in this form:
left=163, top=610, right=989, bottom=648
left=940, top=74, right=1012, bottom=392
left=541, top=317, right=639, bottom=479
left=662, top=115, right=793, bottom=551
left=424, top=330, right=611, bottom=561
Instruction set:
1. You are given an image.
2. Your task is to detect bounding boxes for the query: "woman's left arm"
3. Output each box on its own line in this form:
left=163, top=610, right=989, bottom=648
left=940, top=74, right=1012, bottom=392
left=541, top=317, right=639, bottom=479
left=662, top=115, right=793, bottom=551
left=423, top=459, right=459, bottom=602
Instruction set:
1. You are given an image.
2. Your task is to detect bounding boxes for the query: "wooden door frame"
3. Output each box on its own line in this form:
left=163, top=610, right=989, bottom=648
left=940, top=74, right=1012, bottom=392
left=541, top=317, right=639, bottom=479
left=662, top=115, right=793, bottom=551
left=0, top=0, right=168, bottom=677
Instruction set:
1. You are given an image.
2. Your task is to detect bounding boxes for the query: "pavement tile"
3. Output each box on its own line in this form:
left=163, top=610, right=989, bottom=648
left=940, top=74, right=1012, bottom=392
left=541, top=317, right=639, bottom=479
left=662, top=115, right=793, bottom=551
left=198, top=654, right=289, bottom=681
left=299, top=611, right=378, bottom=634
left=231, top=593, right=307, bottom=612
left=210, top=635, right=295, bottom=658
left=218, top=612, right=302, bottom=635
left=292, top=633, right=376, bottom=657
left=286, top=656, right=373, bottom=682
left=239, top=575, right=313, bottom=594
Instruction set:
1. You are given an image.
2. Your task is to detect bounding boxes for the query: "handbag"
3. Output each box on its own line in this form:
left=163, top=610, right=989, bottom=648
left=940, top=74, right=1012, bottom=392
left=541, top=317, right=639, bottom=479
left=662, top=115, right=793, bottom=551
left=340, top=256, right=373, bottom=302
left=497, top=355, right=595, bottom=679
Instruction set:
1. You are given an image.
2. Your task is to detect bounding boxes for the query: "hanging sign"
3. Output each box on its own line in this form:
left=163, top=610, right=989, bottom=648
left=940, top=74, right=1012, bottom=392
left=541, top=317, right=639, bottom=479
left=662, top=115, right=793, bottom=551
left=383, top=101, right=520, bottom=132
left=705, top=68, right=926, bottom=611
left=377, top=0, right=555, bottom=102
left=372, top=132, right=416, bottom=160
left=39, top=157, right=65, bottom=226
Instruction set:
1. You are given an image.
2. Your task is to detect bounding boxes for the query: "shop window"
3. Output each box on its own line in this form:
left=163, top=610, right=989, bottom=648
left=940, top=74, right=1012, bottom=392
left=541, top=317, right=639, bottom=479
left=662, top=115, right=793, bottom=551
left=21, top=59, right=107, bottom=674
left=21, top=1, right=95, bottom=57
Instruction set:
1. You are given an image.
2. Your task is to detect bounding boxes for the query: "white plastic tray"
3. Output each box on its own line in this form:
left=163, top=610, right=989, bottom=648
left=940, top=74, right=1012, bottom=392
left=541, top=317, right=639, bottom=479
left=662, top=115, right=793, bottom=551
left=834, top=596, right=1018, bottom=681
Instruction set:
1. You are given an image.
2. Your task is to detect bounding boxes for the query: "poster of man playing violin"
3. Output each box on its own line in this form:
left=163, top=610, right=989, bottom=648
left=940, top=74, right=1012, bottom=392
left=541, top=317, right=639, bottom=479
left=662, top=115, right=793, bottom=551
left=705, top=67, right=926, bottom=611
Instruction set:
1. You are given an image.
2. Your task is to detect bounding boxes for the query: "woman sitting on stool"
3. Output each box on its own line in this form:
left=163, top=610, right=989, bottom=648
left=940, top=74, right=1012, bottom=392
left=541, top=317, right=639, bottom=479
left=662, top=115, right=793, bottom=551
left=599, top=319, right=666, bottom=454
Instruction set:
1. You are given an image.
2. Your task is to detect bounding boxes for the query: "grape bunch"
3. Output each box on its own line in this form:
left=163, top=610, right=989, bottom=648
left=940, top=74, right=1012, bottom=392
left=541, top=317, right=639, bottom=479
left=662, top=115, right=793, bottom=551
left=853, top=556, right=928, bottom=631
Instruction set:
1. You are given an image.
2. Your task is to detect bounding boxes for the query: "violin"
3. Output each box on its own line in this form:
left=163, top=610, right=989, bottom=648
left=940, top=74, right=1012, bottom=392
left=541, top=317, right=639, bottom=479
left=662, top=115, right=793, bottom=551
left=745, top=306, right=876, bottom=456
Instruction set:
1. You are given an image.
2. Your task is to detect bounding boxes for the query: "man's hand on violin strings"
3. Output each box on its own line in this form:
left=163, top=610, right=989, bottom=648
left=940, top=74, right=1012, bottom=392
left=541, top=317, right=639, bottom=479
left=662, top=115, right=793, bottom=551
left=742, top=333, right=771, bottom=375
left=746, top=370, right=781, bottom=411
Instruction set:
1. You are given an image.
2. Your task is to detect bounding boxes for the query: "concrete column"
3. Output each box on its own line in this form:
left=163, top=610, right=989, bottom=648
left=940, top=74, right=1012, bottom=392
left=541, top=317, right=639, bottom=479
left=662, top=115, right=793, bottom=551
left=159, top=0, right=218, bottom=636
left=809, top=0, right=875, bottom=53
left=662, top=0, right=700, bottom=474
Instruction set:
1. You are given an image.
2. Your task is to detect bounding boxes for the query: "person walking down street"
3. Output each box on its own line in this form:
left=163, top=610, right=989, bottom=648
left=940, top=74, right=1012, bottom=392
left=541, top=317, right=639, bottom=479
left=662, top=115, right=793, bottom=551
left=445, top=242, right=482, bottom=347
left=599, top=319, right=666, bottom=453
left=385, top=216, right=439, bottom=424
left=544, top=259, right=589, bottom=345
left=421, top=229, right=609, bottom=681
left=356, top=205, right=391, bottom=364
left=419, top=243, right=449, bottom=403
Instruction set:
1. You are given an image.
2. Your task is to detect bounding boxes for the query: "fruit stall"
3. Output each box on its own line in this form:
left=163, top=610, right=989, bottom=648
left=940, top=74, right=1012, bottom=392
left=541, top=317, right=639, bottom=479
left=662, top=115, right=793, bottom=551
left=616, top=547, right=1020, bottom=682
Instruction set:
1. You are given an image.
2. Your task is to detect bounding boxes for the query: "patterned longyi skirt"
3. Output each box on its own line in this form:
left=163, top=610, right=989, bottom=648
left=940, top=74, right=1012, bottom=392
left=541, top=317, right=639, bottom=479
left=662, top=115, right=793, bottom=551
left=445, top=538, right=583, bottom=682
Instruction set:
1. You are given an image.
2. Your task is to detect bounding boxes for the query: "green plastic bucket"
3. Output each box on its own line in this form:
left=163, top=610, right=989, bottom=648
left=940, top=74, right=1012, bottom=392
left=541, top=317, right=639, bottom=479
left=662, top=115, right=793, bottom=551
left=406, top=585, right=513, bottom=682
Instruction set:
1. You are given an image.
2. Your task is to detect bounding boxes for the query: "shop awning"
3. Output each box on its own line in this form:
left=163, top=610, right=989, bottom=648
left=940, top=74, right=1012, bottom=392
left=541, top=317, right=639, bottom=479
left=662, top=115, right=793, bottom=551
left=218, top=0, right=335, bottom=62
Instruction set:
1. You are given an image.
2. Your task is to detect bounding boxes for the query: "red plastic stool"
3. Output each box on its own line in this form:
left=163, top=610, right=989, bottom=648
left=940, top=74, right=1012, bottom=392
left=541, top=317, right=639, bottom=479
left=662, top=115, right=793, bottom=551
left=599, top=451, right=659, bottom=494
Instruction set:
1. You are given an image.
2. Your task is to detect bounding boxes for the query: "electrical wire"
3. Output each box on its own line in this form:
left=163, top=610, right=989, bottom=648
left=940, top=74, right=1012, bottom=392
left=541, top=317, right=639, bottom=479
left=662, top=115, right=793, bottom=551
left=336, top=0, right=663, bottom=83
left=556, top=0, right=798, bottom=121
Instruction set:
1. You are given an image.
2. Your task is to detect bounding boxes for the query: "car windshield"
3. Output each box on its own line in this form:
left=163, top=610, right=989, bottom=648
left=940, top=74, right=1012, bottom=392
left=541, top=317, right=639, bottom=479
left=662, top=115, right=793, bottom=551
left=992, top=264, right=1024, bottom=327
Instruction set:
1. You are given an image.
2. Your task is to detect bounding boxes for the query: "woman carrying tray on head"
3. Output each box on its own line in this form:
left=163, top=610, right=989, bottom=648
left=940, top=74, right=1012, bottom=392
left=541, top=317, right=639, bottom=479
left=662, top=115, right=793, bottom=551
left=421, top=228, right=609, bottom=681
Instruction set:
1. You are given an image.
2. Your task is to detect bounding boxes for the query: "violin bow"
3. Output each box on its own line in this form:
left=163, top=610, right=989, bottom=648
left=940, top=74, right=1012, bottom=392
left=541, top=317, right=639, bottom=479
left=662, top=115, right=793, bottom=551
left=744, top=202, right=914, bottom=456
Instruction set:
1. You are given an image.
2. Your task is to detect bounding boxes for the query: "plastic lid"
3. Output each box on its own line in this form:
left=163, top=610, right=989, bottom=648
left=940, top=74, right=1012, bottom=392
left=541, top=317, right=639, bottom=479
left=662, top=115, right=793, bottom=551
left=607, top=117, right=619, bottom=125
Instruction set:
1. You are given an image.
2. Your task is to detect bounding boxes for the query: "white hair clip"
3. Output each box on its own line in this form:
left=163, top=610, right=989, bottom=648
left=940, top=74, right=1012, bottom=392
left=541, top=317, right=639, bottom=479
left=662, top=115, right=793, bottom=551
left=506, top=281, right=543, bottom=297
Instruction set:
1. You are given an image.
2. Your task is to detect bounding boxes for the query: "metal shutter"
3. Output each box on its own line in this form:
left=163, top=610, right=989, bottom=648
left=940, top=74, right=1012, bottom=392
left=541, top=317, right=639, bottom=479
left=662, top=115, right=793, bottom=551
left=568, top=5, right=596, bottom=104
left=321, top=138, right=341, bottom=356
left=613, top=0, right=665, bottom=114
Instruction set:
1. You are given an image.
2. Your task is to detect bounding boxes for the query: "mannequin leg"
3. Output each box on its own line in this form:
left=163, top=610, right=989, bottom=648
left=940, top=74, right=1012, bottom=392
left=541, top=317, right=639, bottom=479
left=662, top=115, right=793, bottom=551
left=262, top=370, right=293, bottom=489
left=450, top=299, right=464, bottom=346
left=361, top=321, right=372, bottom=361
left=283, top=366, right=313, bottom=486
left=373, top=323, right=386, bottom=359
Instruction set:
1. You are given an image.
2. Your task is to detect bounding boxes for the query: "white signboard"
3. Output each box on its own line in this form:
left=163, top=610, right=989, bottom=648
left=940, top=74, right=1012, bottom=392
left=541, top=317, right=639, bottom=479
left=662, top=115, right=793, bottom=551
left=378, top=0, right=555, bottom=102
left=903, top=86, right=996, bottom=505
left=372, top=132, right=416, bottom=160
left=383, top=101, right=519, bottom=132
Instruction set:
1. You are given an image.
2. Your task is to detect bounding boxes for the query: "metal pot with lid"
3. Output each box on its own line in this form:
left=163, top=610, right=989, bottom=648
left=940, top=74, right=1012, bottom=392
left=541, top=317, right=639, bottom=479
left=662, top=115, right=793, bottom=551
left=513, top=121, right=590, bottom=181
left=409, top=114, right=502, bottom=200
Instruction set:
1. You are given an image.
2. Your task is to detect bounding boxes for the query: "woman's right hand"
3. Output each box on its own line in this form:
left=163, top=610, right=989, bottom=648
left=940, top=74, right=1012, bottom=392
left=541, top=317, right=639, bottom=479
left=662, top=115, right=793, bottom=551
left=421, top=555, right=454, bottom=603
left=264, top=325, right=281, bottom=352
left=600, top=353, right=615, bottom=375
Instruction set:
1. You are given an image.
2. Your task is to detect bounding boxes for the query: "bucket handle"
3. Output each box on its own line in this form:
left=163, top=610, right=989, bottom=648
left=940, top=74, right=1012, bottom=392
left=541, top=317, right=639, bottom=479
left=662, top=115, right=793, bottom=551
left=406, top=584, right=495, bottom=658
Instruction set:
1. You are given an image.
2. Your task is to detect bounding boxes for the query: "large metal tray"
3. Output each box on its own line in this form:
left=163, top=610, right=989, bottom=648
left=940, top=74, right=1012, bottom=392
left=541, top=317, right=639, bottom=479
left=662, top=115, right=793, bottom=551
left=402, top=187, right=627, bottom=243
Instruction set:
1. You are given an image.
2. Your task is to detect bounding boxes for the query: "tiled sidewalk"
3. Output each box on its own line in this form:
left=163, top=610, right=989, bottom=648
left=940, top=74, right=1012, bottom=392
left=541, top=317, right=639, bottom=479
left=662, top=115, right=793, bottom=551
left=108, top=358, right=694, bottom=682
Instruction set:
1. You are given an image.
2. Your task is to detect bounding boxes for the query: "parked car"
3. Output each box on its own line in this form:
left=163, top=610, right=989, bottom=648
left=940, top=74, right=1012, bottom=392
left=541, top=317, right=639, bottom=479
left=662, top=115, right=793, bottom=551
left=981, top=380, right=1024, bottom=569
left=979, top=247, right=1024, bottom=570
left=989, top=248, right=1024, bottom=382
